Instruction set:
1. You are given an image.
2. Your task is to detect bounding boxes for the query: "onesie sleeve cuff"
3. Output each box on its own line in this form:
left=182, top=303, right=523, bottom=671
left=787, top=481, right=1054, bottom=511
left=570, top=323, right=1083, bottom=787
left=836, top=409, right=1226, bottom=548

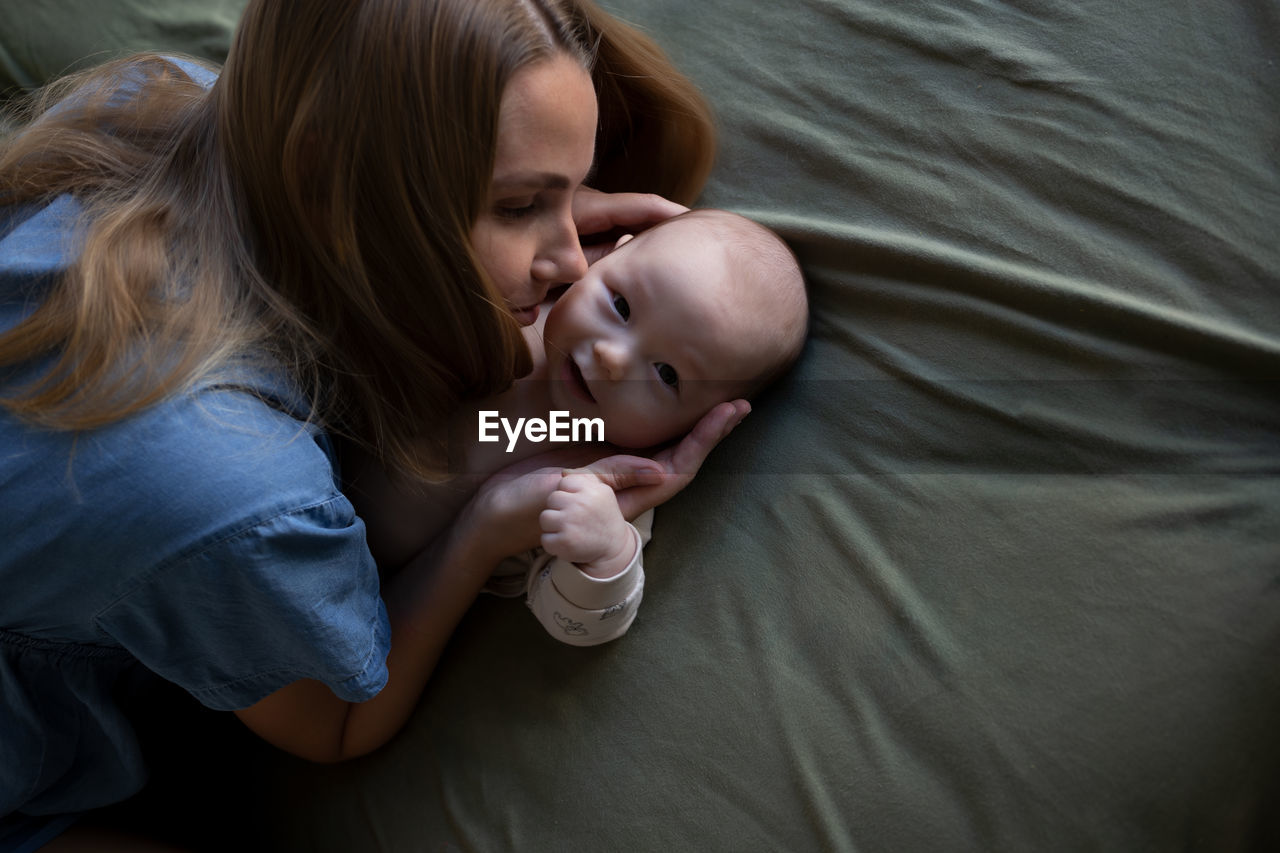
left=550, top=523, right=642, bottom=608
left=526, top=522, right=645, bottom=646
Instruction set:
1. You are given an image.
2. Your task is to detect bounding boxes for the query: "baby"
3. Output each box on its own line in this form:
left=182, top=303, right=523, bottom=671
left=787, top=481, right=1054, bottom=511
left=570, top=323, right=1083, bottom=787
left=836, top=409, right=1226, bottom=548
left=356, top=208, right=807, bottom=644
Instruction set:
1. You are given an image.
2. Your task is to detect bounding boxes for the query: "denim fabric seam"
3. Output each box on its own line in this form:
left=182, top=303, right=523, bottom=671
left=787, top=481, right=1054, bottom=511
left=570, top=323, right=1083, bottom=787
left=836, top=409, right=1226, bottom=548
left=91, top=492, right=352, bottom=626
left=88, top=493, right=382, bottom=701
left=0, top=631, right=110, bottom=810
left=0, top=627, right=134, bottom=661
left=181, top=611, right=386, bottom=707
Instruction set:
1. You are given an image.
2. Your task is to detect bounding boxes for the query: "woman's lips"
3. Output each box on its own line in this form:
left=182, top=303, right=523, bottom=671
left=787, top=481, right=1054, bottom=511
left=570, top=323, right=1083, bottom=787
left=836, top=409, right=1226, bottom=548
left=511, top=304, right=540, bottom=326
left=562, top=355, right=596, bottom=404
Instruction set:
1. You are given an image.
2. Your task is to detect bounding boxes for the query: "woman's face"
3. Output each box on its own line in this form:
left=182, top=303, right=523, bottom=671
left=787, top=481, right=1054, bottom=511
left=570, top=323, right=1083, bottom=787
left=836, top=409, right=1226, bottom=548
left=471, top=53, right=597, bottom=326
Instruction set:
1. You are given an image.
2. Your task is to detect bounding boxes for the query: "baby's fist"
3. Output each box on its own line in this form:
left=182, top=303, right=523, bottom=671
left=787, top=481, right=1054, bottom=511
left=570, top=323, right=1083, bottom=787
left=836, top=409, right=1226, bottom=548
left=539, top=471, right=633, bottom=577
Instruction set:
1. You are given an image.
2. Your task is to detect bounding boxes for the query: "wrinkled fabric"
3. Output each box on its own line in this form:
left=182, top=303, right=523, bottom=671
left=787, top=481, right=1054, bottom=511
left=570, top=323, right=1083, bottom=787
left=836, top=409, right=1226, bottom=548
left=4, top=1, right=1277, bottom=850
left=239, top=1, right=1278, bottom=850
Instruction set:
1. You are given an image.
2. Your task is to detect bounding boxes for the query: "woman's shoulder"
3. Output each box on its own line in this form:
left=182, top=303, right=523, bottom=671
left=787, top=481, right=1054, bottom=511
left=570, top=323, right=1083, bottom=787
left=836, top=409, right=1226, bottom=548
left=109, top=376, right=343, bottom=523
left=2, top=373, right=346, bottom=570
left=0, top=195, right=83, bottom=280
left=0, top=372, right=371, bottom=651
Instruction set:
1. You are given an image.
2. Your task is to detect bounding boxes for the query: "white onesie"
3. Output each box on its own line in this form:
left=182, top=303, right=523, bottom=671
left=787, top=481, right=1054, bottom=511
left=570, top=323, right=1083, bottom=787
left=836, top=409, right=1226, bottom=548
left=484, top=509, right=652, bottom=646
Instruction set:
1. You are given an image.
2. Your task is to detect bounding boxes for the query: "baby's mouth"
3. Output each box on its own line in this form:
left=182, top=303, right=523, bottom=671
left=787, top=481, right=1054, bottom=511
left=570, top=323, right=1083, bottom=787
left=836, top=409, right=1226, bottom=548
left=565, top=356, right=596, bottom=404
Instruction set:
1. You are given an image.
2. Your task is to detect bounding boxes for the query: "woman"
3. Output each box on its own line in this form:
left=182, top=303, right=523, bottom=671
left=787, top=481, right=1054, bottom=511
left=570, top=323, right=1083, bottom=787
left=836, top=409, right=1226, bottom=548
left=0, top=0, right=738, bottom=847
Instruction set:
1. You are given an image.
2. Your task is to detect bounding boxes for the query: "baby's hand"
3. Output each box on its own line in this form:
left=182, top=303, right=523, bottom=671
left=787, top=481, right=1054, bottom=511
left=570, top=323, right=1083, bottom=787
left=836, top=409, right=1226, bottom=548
left=539, top=470, right=634, bottom=578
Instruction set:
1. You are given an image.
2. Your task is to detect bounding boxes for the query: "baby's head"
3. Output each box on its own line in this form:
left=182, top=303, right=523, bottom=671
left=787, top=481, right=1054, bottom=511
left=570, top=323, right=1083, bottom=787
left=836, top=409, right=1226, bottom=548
left=542, top=209, right=807, bottom=448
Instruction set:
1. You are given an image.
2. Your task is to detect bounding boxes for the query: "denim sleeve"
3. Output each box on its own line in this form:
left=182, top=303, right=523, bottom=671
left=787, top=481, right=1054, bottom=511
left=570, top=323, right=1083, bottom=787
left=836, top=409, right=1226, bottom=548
left=94, top=494, right=390, bottom=711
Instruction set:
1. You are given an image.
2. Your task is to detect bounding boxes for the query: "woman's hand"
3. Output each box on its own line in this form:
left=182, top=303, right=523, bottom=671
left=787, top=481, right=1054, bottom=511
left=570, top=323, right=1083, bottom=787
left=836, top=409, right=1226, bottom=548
left=467, top=398, right=750, bottom=560
left=468, top=450, right=664, bottom=561
left=574, top=186, right=687, bottom=265
left=588, top=399, right=751, bottom=521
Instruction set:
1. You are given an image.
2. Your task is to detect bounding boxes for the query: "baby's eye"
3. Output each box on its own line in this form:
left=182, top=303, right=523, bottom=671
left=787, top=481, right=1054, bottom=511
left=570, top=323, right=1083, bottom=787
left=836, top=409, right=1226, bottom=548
left=656, top=363, right=679, bottom=388
left=611, top=293, right=631, bottom=321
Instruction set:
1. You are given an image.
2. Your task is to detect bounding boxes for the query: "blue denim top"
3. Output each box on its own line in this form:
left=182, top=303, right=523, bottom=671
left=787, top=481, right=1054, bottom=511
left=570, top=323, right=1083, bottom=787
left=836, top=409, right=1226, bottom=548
left=0, top=144, right=390, bottom=818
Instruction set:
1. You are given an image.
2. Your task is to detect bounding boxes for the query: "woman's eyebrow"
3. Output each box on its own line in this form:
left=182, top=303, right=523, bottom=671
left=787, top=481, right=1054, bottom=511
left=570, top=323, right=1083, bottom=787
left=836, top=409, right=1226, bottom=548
left=492, top=171, right=572, bottom=191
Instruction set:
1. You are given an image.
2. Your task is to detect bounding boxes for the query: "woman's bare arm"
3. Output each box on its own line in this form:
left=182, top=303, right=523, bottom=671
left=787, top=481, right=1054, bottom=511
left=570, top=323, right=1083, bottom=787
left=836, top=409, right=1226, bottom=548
left=233, top=399, right=748, bottom=763
left=233, top=486, right=508, bottom=762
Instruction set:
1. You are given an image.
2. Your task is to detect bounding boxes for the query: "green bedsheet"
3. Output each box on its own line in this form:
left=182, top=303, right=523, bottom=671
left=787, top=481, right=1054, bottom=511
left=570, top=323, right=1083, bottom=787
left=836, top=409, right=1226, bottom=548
left=4, top=0, right=1277, bottom=849
left=0, top=0, right=243, bottom=100
left=245, top=2, right=1277, bottom=849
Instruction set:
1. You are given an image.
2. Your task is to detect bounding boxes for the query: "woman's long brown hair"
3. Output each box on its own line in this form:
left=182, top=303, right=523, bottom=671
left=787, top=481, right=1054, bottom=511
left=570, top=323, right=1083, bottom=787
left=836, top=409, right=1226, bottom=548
left=0, top=0, right=713, bottom=478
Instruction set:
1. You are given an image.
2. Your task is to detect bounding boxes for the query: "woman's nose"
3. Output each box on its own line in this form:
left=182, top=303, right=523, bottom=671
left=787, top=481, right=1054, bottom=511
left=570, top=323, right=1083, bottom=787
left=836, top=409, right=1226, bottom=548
left=531, top=216, right=588, bottom=285
left=592, top=338, right=628, bottom=381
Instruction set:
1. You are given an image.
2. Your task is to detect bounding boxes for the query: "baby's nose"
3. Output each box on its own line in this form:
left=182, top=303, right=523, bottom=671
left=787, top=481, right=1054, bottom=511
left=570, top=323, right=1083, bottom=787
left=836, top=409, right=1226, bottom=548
left=593, top=339, right=628, bottom=381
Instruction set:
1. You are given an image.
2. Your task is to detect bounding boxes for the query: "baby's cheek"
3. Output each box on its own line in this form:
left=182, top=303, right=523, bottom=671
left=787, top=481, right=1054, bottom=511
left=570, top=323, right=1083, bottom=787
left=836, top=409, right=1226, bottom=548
left=600, top=403, right=651, bottom=448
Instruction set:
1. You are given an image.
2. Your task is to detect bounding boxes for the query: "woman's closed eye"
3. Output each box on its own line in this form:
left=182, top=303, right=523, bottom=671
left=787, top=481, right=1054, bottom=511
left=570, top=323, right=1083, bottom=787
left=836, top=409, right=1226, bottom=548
left=611, top=292, right=630, bottom=321
left=495, top=199, right=538, bottom=219
left=656, top=362, right=679, bottom=389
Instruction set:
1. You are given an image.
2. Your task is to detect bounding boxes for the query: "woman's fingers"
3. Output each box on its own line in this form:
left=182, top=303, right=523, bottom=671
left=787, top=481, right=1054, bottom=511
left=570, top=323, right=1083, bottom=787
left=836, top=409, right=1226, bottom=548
left=573, top=186, right=687, bottom=239
left=581, top=455, right=666, bottom=491
left=609, top=400, right=751, bottom=520
left=474, top=399, right=750, bottom=546
left=659, top=400, right=751, bottom=476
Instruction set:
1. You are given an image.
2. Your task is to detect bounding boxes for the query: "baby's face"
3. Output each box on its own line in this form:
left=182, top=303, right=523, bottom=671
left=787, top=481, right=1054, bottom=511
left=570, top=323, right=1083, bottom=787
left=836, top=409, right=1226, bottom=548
left=541, top=220, right=764, bottom=448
